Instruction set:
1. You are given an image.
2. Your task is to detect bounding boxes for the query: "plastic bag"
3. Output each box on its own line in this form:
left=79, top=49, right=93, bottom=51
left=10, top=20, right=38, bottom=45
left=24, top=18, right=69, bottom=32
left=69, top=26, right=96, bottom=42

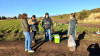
left=68, top=35, right=76, bottom=47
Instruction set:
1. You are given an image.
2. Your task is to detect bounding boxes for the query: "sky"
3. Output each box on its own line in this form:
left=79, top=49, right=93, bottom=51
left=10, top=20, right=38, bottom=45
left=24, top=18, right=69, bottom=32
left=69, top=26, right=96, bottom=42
left=0, top=0, right=100, bottom=17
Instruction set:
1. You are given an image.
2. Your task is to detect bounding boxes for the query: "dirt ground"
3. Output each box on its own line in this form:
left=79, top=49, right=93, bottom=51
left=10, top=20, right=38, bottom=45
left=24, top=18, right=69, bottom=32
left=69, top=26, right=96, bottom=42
left=0, top=39, right=100, bottom=56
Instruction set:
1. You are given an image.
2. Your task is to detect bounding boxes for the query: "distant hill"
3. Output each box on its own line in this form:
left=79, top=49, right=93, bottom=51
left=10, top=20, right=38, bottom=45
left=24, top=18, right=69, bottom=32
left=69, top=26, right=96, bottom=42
left=49, top=8, right=100, bottom=20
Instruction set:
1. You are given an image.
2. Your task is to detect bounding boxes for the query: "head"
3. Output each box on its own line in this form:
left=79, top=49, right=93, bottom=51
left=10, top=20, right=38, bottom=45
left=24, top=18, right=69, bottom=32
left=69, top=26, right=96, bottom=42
left=45, top=13, right=49, bottom=18
left=21, top=13, right=27, bottom=20
left=94, top=43, right=99, bottom=48
left=31, top=15, right=36, bottom=20
left=70, top=13, right=75, bottom=19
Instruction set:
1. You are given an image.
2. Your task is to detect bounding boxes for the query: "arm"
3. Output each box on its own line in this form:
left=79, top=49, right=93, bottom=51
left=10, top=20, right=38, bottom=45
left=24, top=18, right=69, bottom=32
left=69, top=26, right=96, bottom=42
left=76, top=20, right=78, bottom=25
left=30, top=26, right=32, bottom=32
left=28, top=19, right=35, bottom=25
left=70, top=20, right=77, bottom=28
left=68, top=20, right=75, bottom=35
left=23, top=20, right=29, bottom=28
left=50, top=18, right=53, bottom=27
left=34, top=21, right=41, bottom=25
left=42, top=19, right=44, bottom=27
left=75, top=19, right=77, bottom=26
left=69, top=27, right=74, bottom=35
left=87, top=44, right=94, bottom=52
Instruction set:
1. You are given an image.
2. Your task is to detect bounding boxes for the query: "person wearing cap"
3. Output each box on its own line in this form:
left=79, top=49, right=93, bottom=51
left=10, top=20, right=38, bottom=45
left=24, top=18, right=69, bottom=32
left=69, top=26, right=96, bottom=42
left=28, top=15, right=40, bottom=43
left=42, top=13, right=53, bottom=42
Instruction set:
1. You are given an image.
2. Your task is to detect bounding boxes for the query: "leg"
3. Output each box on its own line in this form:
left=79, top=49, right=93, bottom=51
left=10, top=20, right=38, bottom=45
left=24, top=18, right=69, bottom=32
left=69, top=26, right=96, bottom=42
left=48, top=29, right=51, bottom=41
left=32, top=31, right=36, bottom=43
left=30, top=32, right=35, bottom=43
left=25, top=32, right=32, bottom=51
left=72, top=38, right=76, bottom=50
left=23, top=32, right=28, bottom=50
left=33, top=31, right=36, bottom=41
left=72, top=34, right=76, bottom=51
left=30, top=32, right=34, bottom=40
left=45, top=29, right=48, bottom=41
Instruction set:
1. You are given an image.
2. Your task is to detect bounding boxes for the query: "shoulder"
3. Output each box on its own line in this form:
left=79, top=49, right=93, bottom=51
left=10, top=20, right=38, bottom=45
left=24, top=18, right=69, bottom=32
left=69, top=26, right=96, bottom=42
left=28, top=19, right=32, bottom=21
left=43, top=18, right=45, bottom=21
left=28, top=19, right=32, bottom=22
left=49, top=17, right=51, bottom=19
left=73, top=18, right=77, bottom=23
left=35, top=19, right=37, bottom=21
left=22, top=19, right=28, bottom=23
left=71, top=18, right=77, bottom=24
left=71, top=18, right=76, bottom=21
left=49, top=17, right=52, bottom=20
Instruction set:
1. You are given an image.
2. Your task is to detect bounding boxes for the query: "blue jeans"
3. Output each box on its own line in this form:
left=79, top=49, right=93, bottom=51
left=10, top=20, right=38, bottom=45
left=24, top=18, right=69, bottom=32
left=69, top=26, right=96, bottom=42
left=23, top=32, right=31, bottom=51
left=45, top=29, right=51, bottom=41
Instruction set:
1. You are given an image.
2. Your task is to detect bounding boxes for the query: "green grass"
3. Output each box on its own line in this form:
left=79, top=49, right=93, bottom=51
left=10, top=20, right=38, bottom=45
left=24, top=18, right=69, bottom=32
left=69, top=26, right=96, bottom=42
left=53, top=22, right=100, bottom=33
left=0, top=19, right=100, bottom=40
left=77, top=26, right=100, bottom=33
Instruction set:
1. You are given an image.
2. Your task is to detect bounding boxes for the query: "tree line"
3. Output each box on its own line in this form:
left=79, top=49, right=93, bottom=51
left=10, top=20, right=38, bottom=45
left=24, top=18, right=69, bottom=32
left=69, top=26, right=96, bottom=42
left=0, top=14, right=22, bottom=20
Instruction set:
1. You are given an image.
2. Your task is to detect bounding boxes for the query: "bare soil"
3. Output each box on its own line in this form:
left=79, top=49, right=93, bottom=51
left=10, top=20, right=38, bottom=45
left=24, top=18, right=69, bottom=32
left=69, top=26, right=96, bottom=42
left=0, top=40, right=100, bottom=56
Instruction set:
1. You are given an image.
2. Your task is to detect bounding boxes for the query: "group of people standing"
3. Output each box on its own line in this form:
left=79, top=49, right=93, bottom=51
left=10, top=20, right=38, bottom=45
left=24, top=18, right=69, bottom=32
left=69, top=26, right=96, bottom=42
left=21, top=13, right=53, bottom=53
left=21, top=13, right=77, bottom=53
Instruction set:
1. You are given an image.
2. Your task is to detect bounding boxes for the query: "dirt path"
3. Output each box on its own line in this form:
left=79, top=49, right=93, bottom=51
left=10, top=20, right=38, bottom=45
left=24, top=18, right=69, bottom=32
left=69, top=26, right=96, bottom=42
left=53, top=19, right=100, bottom=28
left=78, top=23, right=100, bottom=28
left=0, top=40, right=100, bottom=56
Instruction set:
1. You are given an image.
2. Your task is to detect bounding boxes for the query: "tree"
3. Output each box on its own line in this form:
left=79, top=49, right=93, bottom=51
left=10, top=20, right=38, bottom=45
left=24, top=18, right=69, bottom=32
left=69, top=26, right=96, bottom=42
left=1, top=16, right=7, bottom=20
left=0, top=16, right=1, bottom=20
left=18, top=14, right=22, bottom=19
left=78, top=10, right=88, bottom=20
left=8, top=17, right=12, bottom=19
left=13, top=16, right=17, bottom=19
left=60, top=15, right=63, bottom=18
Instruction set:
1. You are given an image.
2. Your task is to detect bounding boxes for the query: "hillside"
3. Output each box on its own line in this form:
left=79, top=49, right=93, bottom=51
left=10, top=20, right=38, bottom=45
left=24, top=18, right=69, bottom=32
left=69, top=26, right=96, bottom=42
left=49, top=8, right=100, bottom=20
left=86, top=13, right=100, bottom=19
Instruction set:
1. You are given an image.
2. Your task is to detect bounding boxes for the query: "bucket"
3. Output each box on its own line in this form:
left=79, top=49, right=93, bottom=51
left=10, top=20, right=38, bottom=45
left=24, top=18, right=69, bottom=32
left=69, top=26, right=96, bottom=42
left=54, top=34, right=60, bottom=43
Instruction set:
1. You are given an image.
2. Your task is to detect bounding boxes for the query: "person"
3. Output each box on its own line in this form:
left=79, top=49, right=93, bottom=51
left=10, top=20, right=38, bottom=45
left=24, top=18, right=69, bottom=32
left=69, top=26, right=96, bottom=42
left=67, top=13, right=77, bottom=51
left=28, top=15, right=40, bottom=43
left=87, top=43, right=100, bottom=56
left=21, top=13, right=34, bottom=53
left=42, top=13, right=53, bottom=42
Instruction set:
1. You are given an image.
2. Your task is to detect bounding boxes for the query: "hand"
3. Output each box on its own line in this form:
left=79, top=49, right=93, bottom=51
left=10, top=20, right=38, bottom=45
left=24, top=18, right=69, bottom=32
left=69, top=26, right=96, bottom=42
left=30, top=30, right=32, bottom=32
left=32, top=22, right=35, bottom=24
left=51, top=27, right=53, bottom=30
left=38, top=21, right=41, bottom=23
left=69, top=35, right=72, bottom=37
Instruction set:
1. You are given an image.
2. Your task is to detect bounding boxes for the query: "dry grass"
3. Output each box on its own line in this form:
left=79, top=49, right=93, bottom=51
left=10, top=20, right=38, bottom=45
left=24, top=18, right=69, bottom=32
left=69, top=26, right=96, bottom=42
left=78, top=13, right=100, bottom=24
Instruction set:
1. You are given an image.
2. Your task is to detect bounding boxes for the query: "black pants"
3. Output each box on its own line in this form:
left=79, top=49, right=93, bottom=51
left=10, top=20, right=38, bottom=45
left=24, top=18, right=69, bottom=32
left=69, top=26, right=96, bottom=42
left=30, top=31, right=36, bottom=41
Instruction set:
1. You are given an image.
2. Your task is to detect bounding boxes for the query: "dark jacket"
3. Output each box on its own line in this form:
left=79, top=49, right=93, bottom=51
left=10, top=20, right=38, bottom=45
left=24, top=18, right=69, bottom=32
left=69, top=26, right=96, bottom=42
left=31, top=20, right=38, bottom=31
left=42, top=17, right=53, bottom=29
left=21, top=19, right=30, bottom=32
